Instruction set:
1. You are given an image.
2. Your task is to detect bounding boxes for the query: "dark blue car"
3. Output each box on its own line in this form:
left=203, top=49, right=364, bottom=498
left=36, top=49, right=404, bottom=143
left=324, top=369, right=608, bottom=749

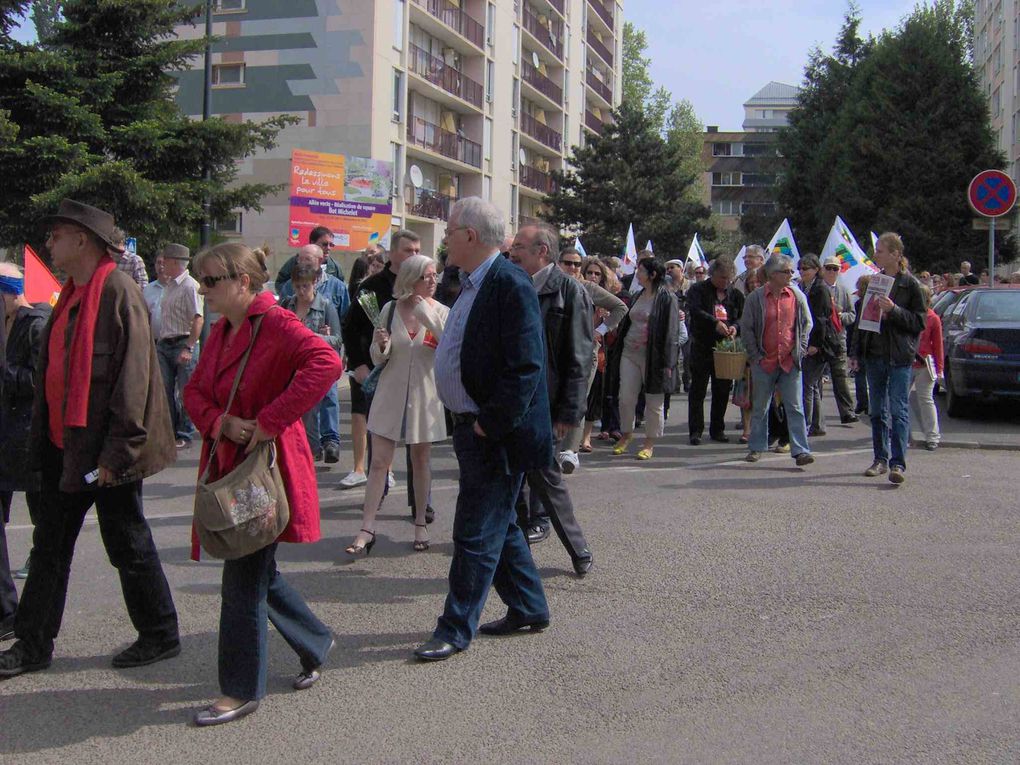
left=941, top=286, right=1020, bottom=416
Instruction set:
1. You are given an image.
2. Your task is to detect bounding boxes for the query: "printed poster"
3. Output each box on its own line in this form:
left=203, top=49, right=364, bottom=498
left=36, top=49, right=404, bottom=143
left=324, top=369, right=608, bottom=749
left=288, top=150, right=393, bottom=251
left=858, top=273, right=894, bottom=334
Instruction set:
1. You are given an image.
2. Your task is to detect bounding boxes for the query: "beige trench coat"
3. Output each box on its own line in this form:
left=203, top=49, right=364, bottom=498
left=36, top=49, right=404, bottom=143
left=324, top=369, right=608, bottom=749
left=367, top=299, right=449, bottom=444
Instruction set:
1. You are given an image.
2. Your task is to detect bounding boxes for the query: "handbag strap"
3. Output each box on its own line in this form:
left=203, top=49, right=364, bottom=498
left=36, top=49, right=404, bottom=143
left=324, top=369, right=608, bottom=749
left=200, top=307, right=274, bottom=483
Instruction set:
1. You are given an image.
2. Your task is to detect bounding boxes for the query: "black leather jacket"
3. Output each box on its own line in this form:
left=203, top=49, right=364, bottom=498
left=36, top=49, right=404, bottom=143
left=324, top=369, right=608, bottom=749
left=536, top=266, right=593, bottom=426
left=851, top=270, right=926, bottom=365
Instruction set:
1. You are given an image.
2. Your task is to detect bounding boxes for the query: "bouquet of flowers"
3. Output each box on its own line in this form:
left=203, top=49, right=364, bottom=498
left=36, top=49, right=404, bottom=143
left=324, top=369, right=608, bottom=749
left=357, top=291, right=383, bottom=328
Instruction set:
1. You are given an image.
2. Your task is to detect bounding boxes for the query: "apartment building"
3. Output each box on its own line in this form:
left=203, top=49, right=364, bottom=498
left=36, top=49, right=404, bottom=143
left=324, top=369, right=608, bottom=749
left=173, top=0, right=623, bottom=270
left=974, top=0, right=1020, bottom=235
left=700, top=82, right=799, bottom=231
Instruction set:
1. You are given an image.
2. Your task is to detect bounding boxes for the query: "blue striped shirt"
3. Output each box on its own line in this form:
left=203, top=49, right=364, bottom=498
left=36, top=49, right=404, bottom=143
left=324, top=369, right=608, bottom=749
left=434, top=252, right=501, bottom=414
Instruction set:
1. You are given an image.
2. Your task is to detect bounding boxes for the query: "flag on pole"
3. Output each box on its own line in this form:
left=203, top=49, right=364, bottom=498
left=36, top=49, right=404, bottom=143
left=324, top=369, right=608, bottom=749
left=574, top=237, right=588, bottom=259
left=733, top=245, right=747, bottom=275
left=870, top=231, right=879, bottom=254
left=620, top=224, right=638, bottom=275
left=645, top=240, right=653, bottom=253
left=765, top=219, right=801, bottom=265
left=686, top=234, right=707, bottom=269
left=24, top=244, right=62, bottom=306
left=820, top=216, right=879, bottom=292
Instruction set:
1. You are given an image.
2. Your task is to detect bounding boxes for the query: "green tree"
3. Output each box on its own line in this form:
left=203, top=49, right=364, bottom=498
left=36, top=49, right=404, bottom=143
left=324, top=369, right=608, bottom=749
left=31, top=0, right=59, bottom=43
left=621, top=21, right=671, bottom=132
left=1, top=1, right=29, bottom=45
left=543, top=101, right=710, bottom=260
left=0, top=0, right=295, bottom=255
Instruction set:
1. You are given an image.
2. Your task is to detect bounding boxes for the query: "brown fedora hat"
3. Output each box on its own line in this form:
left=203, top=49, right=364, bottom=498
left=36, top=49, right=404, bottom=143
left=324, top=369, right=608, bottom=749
left=39, top=199, right=125, bottom=253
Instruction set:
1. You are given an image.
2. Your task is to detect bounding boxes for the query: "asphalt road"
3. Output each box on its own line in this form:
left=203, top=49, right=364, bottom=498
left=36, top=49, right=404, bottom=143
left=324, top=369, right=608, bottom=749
left=1, top=395, right=1018, bottom=764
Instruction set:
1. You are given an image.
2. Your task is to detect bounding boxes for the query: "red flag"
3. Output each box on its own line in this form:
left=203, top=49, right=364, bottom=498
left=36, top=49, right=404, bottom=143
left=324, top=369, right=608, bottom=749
left=24, top=244, right=62, bottom=306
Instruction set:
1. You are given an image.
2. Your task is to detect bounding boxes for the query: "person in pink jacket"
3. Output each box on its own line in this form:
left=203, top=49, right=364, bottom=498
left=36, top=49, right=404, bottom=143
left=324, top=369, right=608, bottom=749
left=184, top=243, right=342, bottom=727
left=911, top=285, right=944, bottom=450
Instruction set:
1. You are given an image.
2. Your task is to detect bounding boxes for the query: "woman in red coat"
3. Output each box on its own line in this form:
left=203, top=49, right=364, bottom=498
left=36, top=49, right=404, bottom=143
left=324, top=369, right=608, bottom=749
left=183, top=243, right=342, bottom=727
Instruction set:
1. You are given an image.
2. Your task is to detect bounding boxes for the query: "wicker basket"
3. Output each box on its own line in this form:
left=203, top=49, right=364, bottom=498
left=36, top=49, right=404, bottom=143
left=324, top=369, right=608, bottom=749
left=713, top=350, right=748, bottom=380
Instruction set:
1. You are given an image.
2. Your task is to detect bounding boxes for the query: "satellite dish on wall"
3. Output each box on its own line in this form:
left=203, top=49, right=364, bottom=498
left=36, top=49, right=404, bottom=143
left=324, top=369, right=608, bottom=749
left=409, top=164, right=424, bottom=188
left=532, top=51, right=540, bottom=69
left=518, top=148, right=527, bottom=165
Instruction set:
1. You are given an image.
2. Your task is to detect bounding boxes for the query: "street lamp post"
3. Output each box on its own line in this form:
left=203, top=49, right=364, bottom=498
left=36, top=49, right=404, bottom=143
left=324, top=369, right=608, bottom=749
left=200, top=0, right=213, bottom=250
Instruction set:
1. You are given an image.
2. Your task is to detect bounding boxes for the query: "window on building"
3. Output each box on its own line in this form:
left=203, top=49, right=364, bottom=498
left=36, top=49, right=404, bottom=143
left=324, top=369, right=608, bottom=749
left=711, top=172, right=738, bottom=186
left=483, top=175, right=492, bottom=200
left=713, top=143, right=732, bottom=156
left=741, top=202, right=778, bottom=215
left=742, top=142, right=772, bottom=157
left=486, top=2, right=495, bottom=47
left=741, top=173, right=776, bottom=187
left=712, top=200, right=737, bottom=215
left=513, top=24, right=520, bottom=64
left=484, top=117, right=493, bottom=161
left=393, top=69, right=404, bottom=120
left=215, top=211, right=243, bottom=233
left=993, top=85, right=1002, bottom=117
left=216, top=0, right=245, bottom=10
left=211, top=63, right=245, bottom=86
left=393, top=0, right=404, bottom=50
left=391, top=142, right=402, bottom=197
left=486, top=60, right=495, bottom=102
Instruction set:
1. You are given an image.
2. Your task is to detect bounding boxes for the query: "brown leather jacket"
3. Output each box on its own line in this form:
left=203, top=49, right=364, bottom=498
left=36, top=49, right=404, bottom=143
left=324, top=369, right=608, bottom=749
left=29, top=269, right=176, bottom=491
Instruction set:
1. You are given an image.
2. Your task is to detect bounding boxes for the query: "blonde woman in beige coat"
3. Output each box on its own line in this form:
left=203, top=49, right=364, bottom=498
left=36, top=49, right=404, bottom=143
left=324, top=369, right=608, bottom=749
left=346, top=255, right=449, bottom=554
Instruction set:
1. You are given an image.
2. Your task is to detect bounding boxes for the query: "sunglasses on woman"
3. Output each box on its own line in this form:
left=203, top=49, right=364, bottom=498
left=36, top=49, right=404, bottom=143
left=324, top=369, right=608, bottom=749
left=199, top=274, right=235, bottom=288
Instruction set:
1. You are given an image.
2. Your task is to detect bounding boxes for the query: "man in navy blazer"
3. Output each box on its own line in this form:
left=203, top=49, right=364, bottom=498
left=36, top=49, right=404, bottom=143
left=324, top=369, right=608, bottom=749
left=414, top=197, right=552, bottom=661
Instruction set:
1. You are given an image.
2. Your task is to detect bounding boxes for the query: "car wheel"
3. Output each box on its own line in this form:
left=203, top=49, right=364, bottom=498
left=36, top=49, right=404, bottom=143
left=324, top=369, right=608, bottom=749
left=944, top=362, right=969, bottom=418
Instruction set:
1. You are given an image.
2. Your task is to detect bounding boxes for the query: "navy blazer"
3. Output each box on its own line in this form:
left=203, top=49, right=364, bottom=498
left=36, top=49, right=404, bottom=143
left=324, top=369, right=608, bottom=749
left=460, top=255, right=553, bottom=474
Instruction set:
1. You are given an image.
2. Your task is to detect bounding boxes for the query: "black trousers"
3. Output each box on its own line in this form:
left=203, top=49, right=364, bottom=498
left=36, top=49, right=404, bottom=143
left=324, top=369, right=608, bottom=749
left=688, top=348, right=733, bottom=438
left=14, top=444, right=179, bottom=657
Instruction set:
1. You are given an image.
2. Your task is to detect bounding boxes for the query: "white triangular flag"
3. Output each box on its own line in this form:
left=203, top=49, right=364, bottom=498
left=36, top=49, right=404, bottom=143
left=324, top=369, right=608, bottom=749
left=645, top=240, right=653, bottom=253
left=820, top=216, right=879, bottom=292
left=765, top=219, right=801, bottom=266
left=870, top=231, right=879, bottom=254
left=621, top=224, right=638, bottom=275
left=733, top=245, right=747, bottom=276
left=574, top=237, right=588, bottom=259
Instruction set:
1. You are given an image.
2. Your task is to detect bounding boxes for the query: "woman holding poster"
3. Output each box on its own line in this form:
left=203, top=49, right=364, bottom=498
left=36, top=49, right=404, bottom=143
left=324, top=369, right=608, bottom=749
left=849, top=233, right=926, bottom=485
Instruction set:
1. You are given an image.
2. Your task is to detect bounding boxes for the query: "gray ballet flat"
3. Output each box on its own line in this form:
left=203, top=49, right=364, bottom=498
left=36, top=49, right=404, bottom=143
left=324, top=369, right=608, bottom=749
left=193, top=699, right=260, bottom=727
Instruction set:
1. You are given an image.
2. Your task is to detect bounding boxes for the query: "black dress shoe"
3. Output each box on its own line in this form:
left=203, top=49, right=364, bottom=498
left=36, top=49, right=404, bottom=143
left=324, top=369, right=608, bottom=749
left=323, top=442, right=340, bottom=464
left=525, top=524, right=551, bottom=544
left=572, top=554, right=594, bottom=578
left=689, top=436, right=702, bottom=446
left=709, top=433, right=729, bottom=443
left=0, top=618, right=14, bottom=642
left=479, top=612, right=550, bottom=635
left=0, top=640, right=51, bottom=678
left=111, top=638, right=181, bottom=668
left=413, top=638, right=461, bottom=662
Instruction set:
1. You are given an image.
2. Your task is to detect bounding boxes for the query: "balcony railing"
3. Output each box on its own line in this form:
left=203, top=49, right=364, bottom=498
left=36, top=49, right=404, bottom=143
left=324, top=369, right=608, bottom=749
left=587, top=29, right=613, bottom=66
left=588, top=0, right=613, bottom=30
left=586, top=69, right=612, bottom=103
left=405, top=184, right=456, bottom=220
left=520, top=111, right=562, bottom=151
left=522, top=5, right=563, bottom=60
left=520, top=164, right=558, bottom=195
left=585, top=110, right=604, bottom=135
left=521, top=58, right=562, bottom=105
left=407, top=116, right=482, bottom=168
left=408, top=43, right=484, bottom=108
left=410, top=0, right=485, bottom=49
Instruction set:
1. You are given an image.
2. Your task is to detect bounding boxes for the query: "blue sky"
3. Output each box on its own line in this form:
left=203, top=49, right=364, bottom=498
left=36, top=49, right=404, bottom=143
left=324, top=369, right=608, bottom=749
left=11, top=1, right=918, bottom=129
left=627, top=0, right=919, bottom=129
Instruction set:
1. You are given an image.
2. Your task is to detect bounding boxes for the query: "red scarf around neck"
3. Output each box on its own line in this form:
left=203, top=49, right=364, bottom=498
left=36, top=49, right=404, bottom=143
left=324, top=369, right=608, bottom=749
left=50, top=254, right=117, bottom=428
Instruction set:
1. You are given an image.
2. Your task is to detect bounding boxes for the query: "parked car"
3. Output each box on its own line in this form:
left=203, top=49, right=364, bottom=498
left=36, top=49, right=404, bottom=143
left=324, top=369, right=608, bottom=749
left=941, top=286, right=1020, bottom=416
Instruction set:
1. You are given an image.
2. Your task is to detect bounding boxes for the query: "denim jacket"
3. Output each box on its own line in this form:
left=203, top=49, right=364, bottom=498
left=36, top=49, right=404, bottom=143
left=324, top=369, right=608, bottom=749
left=280, top=293, right=342, bottom=356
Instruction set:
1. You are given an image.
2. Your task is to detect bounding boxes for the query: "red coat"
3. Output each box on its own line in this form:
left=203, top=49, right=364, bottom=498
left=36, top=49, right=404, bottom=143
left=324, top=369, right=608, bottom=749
left=914, top=308, right=944, bottom=376
left=184, top=291, right=343, bottom=560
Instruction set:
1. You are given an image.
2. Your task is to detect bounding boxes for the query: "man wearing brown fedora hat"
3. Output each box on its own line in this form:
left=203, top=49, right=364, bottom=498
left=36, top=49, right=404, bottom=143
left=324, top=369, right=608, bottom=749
left=0, top=199, right=180, bottom=679
left=156, top=243, right=203, bottom=449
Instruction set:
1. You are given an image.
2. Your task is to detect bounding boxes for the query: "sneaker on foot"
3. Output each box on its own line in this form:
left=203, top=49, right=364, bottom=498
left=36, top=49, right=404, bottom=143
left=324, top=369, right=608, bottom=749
left=924, top=441, right=938, bottom=451
left=745, top=451, right=761, bottom=463
left=557, top=450, right=579, bottom=474
left=323, top=442, right=340, bottom=464
left=338, top=471, right=367, bottom=489
left=387, top=472, right=396, bottom=489
left=795, top=452, right=815, bottom=467
left=772, top=442, right=791, bottom=454
left=888, top=466, right=905, bottom=485
left=864, top=460, right=888, bottom=477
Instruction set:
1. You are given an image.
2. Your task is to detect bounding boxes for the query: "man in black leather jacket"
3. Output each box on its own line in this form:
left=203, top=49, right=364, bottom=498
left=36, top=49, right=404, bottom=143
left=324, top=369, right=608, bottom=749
left=850, top=232, right=926, bottom=484
left=509, top=223, right=595, bottom=577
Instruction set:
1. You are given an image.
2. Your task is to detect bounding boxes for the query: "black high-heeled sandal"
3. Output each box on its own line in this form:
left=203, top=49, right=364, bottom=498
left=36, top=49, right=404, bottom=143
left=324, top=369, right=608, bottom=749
left=345, top=529, right=376, bottom=556
left=412, top=524, right=429, bottom=552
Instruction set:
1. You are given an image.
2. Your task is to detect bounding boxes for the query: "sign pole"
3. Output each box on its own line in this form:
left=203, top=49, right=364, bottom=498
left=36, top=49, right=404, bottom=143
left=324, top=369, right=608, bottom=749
left=989, top=216, right=995, bottom=284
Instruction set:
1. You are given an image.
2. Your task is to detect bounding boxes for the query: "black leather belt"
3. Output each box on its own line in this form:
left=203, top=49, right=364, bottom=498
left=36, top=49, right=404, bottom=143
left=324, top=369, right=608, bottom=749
left=451, top=412, right=477, bottom=427
left=158, top=335, right=189, bottom=344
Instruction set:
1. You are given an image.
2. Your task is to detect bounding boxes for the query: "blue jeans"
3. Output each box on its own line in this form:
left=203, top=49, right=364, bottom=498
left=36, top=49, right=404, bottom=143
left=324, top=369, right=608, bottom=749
left=865, top=358, right=913, bottom=470
left=433, top=424, right=549, bottom=650
left=749, top=363, right=811, bottom=457
left=317, top=382, right=340, bottom=446
left=156, top=338, right=197, bottom=441
left=219, top=543, right=332, bottom=700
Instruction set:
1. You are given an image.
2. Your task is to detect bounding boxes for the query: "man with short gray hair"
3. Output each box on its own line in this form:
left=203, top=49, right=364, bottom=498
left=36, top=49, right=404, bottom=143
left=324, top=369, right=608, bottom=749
left=739, top=254, right=814, bottom=464
left=734, top=245, right=766, bottom=294
left=156, top=243, right=202, bottom=448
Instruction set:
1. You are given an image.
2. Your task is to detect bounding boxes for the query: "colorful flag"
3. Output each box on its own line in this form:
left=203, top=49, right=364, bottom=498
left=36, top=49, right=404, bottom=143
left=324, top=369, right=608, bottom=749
left=24, top=244, right=62, bottom=306
left=621, top=223, right=638, bottom=275
left=574, top=237, right=588, bottom=259
left=733, top=245, right=748, bottom=276
left=686, top=233, right=707, bottom=269
left=764, top=219, right=801, bottom=265
left=820, top=216, right=878, bottom=292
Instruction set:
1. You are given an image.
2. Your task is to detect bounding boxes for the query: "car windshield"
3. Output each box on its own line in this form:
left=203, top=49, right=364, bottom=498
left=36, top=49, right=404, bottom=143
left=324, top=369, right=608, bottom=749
left=972, top=290, right=1020, bottom=322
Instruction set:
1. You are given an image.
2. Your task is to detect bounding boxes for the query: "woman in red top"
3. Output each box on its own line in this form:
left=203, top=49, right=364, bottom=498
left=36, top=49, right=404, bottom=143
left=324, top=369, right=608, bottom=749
left=183, top=243, right=342, bottom=726
left=911, top=285, right=943, bottom=450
